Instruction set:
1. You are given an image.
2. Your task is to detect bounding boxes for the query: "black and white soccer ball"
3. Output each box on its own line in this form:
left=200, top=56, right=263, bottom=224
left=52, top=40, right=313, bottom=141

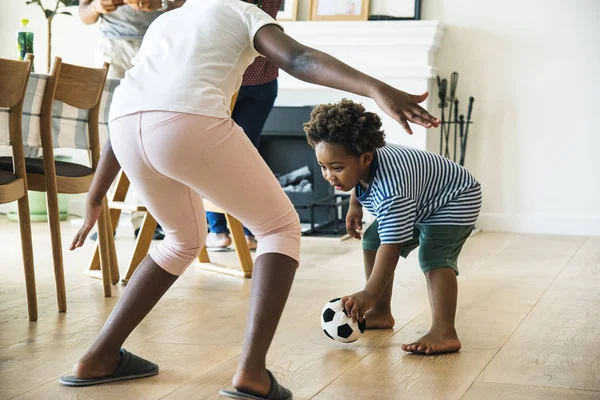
left=320, top=298, right=366, bottom=343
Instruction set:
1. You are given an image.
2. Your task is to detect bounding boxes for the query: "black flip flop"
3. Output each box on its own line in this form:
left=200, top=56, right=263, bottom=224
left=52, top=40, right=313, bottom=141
left=58, top=348, right=159, bottom=387
left=219, top=370, right=292, bottom=400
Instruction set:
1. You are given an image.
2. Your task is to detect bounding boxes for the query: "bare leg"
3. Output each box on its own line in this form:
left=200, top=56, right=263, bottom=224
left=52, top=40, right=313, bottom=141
left=232, top=253, right=297, bottom=396
left=402, top=267, right=461, bottom=354
left=72, top=255, right=178, bottom=378
left=363, top=249, right=395, bottom=329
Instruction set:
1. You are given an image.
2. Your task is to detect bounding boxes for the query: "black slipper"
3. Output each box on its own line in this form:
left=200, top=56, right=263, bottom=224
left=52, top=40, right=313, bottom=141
left=219, top=370, right=292, bottom=400
left=58, top=349, right=159, bottom=387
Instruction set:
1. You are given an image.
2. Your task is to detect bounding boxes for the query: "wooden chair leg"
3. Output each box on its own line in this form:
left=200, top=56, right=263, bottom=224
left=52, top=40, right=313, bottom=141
left=17, top=195, right=37, bottom=321
left=122, top=212, right=157, bottom=284
left=88, top=171, right=130, bottom=272
left=198, top=246, right=210, bottom=263
left=104, top=197, right=120, bottom=284
left=88, top=243, right=101, bottom=271
left=97, top=199, right=112, bottom=297
left=225, top=213, right=253, bottom=278
left=45, top=188, right=67, bottom=312
left=88, top=207, right=121, bottom=273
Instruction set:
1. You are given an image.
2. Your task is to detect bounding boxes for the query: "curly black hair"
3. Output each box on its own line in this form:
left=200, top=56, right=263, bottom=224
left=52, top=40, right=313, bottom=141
left=303, top=99, right=386, bottom=156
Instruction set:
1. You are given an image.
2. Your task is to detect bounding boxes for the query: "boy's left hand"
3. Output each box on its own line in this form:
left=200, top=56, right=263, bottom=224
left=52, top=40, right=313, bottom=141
left=341, top=290, right=377, bottom=323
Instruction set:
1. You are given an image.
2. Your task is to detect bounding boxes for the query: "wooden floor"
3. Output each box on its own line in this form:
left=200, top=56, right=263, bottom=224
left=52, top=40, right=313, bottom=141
left=1, top=215, right=599, bottom=400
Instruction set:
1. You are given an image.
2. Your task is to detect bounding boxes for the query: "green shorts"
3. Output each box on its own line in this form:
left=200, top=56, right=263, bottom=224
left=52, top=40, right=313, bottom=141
left=362, top=220, right=474, bottom=275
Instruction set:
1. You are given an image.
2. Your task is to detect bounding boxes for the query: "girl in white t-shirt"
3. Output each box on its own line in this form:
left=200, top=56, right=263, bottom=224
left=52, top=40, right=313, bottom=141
left=60, top=0, right=440, bottom=398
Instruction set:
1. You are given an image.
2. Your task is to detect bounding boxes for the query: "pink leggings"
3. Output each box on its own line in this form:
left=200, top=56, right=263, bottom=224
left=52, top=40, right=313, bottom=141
left=109, top=111, right=301, bottom=276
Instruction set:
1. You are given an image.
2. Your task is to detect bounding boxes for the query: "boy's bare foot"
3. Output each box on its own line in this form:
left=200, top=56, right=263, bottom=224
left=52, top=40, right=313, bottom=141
left=364, top=309, right=395, bottom=329
left=206, top=232, right=232, bottom=249
left=401, top=329, right=461, bottom=355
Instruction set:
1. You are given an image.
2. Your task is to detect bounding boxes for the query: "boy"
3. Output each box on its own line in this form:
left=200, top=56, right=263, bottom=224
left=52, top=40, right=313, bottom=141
left=305, top=99, right=481, bottom=354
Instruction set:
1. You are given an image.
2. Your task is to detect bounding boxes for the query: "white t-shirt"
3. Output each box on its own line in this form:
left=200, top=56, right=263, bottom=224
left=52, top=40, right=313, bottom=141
left=108, top=0, right=282, bottom=122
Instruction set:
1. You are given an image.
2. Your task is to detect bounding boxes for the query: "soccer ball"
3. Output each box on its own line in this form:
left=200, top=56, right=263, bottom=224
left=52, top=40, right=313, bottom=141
left=320, top=298, right=366, bottom=343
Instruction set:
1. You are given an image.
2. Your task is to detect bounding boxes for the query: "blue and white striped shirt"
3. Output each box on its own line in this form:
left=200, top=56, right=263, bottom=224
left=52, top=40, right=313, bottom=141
left=355, top=144, right=482, bottom=245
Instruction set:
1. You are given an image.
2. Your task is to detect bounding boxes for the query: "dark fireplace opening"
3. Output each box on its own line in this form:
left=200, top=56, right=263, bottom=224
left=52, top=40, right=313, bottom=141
left=260, top=106, right=349, bottom=237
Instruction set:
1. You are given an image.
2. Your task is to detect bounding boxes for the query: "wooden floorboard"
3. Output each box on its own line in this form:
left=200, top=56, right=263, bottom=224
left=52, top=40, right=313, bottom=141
left=0, top=216, right=598, bottom=400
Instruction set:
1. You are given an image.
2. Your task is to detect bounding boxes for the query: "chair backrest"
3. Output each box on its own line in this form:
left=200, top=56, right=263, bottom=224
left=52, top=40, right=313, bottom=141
left=40, top=57, right=109, bottom=170
left=0, top=54, right=34, bottom=178
left=0, top=55, right=33, bottom=109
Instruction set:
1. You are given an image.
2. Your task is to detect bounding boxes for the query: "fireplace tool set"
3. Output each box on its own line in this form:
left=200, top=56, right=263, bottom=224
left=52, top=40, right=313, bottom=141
left=436, top=72, right=475, bottom=166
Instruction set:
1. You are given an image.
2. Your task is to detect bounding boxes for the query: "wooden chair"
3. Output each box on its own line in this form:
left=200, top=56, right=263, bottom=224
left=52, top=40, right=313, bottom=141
left=87, top=90, right=254, bottom=282
left=0, top=56, right=118, bottom=308
left=197, top=202, right=254, bottom=278
left=0, top=54, right=38, bottom=321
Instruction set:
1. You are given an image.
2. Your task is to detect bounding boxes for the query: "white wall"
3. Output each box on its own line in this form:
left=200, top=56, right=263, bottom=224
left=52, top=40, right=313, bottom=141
left=1, top=0, right=598, bottom=235
left=0, top=0, right=100, bottom=72
left=0, top=0, right=419, bottom=70
left=422, top=0, right=600, bottom=236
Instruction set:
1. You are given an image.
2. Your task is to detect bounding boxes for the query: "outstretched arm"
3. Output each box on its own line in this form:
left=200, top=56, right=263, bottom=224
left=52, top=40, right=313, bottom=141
left=254, top=25, right=440, bottom=135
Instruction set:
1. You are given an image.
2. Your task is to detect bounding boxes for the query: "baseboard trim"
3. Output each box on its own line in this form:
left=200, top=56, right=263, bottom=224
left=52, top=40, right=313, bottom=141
left=478, top=212, right=600, bottom=236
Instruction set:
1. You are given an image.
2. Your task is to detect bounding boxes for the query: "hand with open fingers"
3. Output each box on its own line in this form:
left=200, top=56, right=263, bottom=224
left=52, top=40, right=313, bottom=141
left=92, top=0, right=125, bottom=14
left=124, top=0, right=162, bottom=12
left=341, top=290, right=377, bottom=324
left=373, top=85, right=441, bottom=135
left=346, top=206, right=363, bottom=240
left=70, top=202, right=103, bottom=251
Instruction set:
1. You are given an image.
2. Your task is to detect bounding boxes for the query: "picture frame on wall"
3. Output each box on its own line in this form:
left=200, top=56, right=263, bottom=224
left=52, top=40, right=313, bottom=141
left=369, top=0, right=422, bottom=20
left=310, top=0, right=370, bottom=21
left=277, top=0, right=299, bottom=21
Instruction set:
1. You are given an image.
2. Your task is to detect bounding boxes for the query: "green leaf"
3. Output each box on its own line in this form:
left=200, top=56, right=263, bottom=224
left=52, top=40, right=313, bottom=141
left=59, top=11, right=73, bottom=15
left=44, top=9, right=56, bottom=18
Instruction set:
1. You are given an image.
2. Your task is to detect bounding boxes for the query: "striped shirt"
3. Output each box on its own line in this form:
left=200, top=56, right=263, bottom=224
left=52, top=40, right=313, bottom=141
left=355, top=144, right=482, bottom=245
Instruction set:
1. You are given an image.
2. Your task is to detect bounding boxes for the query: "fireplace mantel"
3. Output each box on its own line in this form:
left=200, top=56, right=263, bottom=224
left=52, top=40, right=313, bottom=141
left=276, top=21, right=446, bottom=150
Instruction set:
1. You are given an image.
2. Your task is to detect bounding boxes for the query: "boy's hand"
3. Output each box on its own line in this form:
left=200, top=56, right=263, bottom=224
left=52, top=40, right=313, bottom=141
left=341, top=290, right=377, bottom=323
left=373, top=85, right=440, bottom=135
left=70, top=202, right=103, bottom=251
left=346, top=206, right=363, bottom=239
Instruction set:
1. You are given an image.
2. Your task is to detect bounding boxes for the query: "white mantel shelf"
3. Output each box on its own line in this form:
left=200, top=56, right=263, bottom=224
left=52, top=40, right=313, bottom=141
left=276, top=20, right=446, bottom=150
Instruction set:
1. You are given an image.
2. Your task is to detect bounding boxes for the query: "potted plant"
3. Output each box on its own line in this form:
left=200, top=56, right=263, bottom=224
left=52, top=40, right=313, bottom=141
left=25, top=0, right=79, bottom=72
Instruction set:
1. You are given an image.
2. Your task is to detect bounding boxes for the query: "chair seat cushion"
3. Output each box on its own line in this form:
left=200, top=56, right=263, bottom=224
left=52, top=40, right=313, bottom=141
left=0, top=169, right=18, bottom=185
left=0, top=157, right=93, bottom=178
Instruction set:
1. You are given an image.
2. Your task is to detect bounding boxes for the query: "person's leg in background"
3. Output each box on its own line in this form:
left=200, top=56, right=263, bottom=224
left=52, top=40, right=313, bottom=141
left=206, top=79, right=278, bottom=251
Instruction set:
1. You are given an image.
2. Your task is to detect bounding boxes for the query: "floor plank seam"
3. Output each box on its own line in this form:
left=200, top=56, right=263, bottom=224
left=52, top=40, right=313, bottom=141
left=0, top=280, right=100, bottom=313
left=156, top=352, right=242, bottom=400
left=307, top=309, right=429, bottom=399
left=472, top=232, right=515, bottom=274
left=459, top=237, right=589, bottom=399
